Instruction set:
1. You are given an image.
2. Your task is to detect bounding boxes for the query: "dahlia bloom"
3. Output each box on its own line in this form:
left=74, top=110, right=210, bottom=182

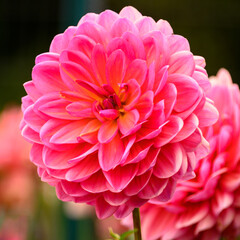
left=0, top=107, right=33, bottom=212
left=21, top=6, right=218, bottom=219
left=133, top=69, right=240, bottom=240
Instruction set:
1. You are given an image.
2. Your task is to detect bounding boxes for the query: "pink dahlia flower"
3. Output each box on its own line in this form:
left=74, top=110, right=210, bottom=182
left=21, top=6, right=218, bottom=219
left=0, top=106, right=33, bottom=212
left=131, top=69, right=240, bottom=240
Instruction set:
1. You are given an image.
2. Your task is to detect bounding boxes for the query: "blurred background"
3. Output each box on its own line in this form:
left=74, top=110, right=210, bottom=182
left=0, top=0, right=239, bottom=239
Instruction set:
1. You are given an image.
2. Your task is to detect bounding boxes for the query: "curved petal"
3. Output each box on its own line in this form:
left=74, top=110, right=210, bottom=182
left=154, top=115, right=183, bottom=148
left=65, top=154, right=100, bottom=181
left=153, top=143, right=183, bottom=178
left=98, top=133, right=124, bottom=171
left=118, top=109, right=139, bottom=135
left=106, top=49, right=126, bottom=92
left=98, top=120, right=118, bottom=143
left=103, top=164, right=138, bottom=191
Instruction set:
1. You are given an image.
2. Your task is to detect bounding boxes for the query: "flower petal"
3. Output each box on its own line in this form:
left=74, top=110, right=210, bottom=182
left=103, top=164, right=138, bottom=191
left=118, top=109, right=139, bottom=135
left=153, top=143, right=183, bottom=178
left=106, top=49, right=126, bottom=92
left=98, top=133, right=124, bottom=171
left=154, top=115, right=183, bottom=148
left=98, top=120, right=118, bottom=143
left=65, top=154, right=100, bottom=181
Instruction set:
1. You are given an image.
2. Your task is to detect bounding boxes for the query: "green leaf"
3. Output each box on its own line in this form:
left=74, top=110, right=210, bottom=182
left=108, top=227, right=121, bottom=240
left=120, top=229, right=137, bottom=239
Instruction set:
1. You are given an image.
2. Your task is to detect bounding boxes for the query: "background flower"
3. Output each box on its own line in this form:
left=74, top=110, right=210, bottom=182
left=0, top=106, right=34, bottom=239
left=0, top=106, right=33, bottom=212
left=21, top=6, right=218, bottom=219
left=130, top=69, right=240, bottom=240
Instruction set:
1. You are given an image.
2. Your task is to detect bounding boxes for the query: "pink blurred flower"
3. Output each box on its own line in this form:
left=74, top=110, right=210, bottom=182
left=21, top=6, right=218, bottom=219
left=0, top=107, right=33, bottom=212
left=132, top=69, right=240, bottom=240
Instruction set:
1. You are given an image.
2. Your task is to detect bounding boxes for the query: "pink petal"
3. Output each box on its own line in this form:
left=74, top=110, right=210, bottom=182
left=156, top=19, right=173, bottom=35
left=137, top=147, right=160, bottom=175
left=181, top=128, right=202, bottom=151
left=60, top=61, right=94, bottom=84
left=143, top=36, right=159, bottom=67
left=196, top=100, right=219, bottom=127
left=168, top=74, right=201, bottom=112
left=91, top=44, right=107, bottom=85
left=39, top=118, right=73, bottom=151
left=32, top=61, right=66, bottom=94
left=104, top=191, right=129, bottom=206
left=153, top=143, right=183, bottom=178
left=153, top=65, right=168, bottom=95
left=98, top=133, right=124, bottom=171
left=21, top=124, right=41, bottom=144
left=50, top=120, right=90, bottom=144
left=98, top=120, right=118, bottom=143
left=68, top=35, right=95, bottom=58
left=99, top=109, right=119, bottom=120
left=24, top=105, right=45, bottom=132
left=118, top=109, right=139, bottom=135
left=81, top=171, right=108, bottom=193
left=168, top=51, right=195, bottom=76
left=30, top=143, right=44, bottom=167
left=65, top=154, right=100, bottom=181
left=61, top=181, right=89, bottom=197
left=167, top=35, right=190, bottom=55
left=119, top=6, right=142, bottom=22
left=114, top=203, right=135, bottom=219
left=172, top=113, right=199, bottom=142
left=143, top=32, right=167, bottom=70
left=136, top=90, right=154, bottom=122
left=192, top=71, right=211, bottom=92
left=155, top=83, right=177, bottom=119
left=212, top=190, right=234, bottom=215
left=23, top=81, right=42, bottom=101
left=110, top=17, right=138, bottom=38
left=50, top=26, right=77, bottom=53
left=138, top=175, right=168, bottom=199
left=124, top=170, right=152, bottom=196
left=136, top=17, right=157, bottom=36
left=151, top=178, right=177, bottom=202
left=124, top=140, right=153, bottom=165
left=76, top=21, right=107, bottom=45
left=68, top=143, right=99, bottom=163
left=66, top=101, right=94, bottom=118
left=60, top=50, right=96, bottom=81
left=103, top=164, right=138, bottom=191
left=56, top=182, right=73, bottom=202
left=78, top=12, right=98, bottom=24
left=122, top=32, right=146, bottom=59
left=39, top=98, right=79, bottom=120
left=154, top=115, right=183, bottom=148
left=124, top=59, right=147, bottom=86
left=142, top=100, right=165, bottom=129
left=21, top=95, right=33, bottom=111
left=106, top=49, right=126, bottom=92
left=42, top=146, right=80, bottom=169
left=123, top=79, right=141, bottom=110
left=95, top=197, right=118, bottom=219
left=176, top=203, right=209, bottom=228
left=79, top=119, right=101, bottom=144
left=195, top=214, right=215, bottom=234
left=107, top=38, right=135, bottom=64
left=98, top=10, right=119, bottom=31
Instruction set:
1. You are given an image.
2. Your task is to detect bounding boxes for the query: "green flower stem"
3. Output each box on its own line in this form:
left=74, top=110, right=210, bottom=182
left=132, top=208, right=142, bottom=240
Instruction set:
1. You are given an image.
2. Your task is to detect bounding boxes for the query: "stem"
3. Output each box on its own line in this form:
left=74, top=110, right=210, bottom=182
left=132, top=208, right=142, bottom=240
